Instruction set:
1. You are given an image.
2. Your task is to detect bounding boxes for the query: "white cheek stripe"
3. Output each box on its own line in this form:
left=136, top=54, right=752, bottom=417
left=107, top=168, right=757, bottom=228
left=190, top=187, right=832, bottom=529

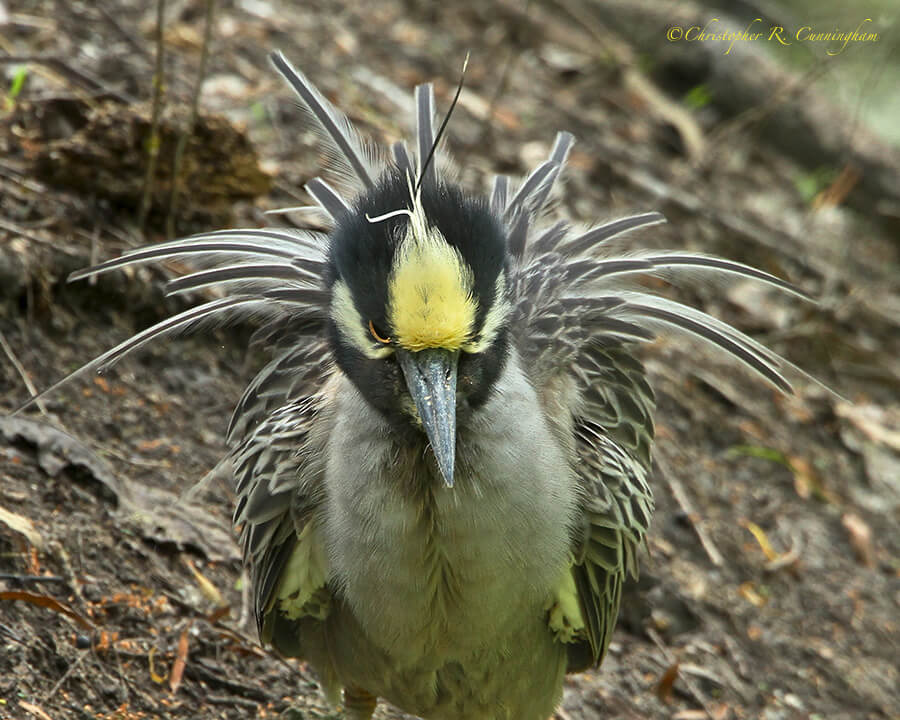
left=331, top=280, right=393, bottom=360
left=463, top=272, right=510, bottom=353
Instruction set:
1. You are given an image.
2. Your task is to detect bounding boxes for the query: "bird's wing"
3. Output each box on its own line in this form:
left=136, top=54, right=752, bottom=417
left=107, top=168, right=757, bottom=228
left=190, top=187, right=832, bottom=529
left=513, top=240, right=808, bottom=665
left=514, top=257, right=656, bottom=668
left=568, top=397, right=654, bottom=669
left=500, top=125, right=814, bottom=666
left=230, top=339, right=334, bottom=652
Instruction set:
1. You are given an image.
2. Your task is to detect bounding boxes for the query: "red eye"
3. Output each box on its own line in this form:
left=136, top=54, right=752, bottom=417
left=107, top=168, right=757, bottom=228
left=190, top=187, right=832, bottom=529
left=368, top=320, right=391, bottom=344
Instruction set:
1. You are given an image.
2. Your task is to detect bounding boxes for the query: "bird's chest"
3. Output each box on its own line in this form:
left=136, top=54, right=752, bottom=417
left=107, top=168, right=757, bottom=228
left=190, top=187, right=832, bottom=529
left=324, top=438, right=576, bottom=666
left=323, top=366, right=578, bottom=666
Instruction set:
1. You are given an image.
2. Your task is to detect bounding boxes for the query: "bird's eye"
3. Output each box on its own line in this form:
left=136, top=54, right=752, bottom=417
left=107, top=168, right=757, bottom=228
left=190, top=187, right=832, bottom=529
left=368, top=319, right=392, bottom=344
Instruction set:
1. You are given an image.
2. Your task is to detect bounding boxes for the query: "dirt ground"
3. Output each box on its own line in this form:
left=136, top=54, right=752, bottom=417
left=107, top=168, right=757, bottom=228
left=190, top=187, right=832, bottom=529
left=1, top=1, right=898, bottom=719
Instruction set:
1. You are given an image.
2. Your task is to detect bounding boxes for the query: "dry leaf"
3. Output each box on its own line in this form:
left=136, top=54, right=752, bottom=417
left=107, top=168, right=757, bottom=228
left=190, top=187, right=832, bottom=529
left=788, top=456, right=813, bottom=499
left=813, top=164, right=861, bottom=210
left=148, top=646, right=168, bottom=684
left=169, top=625, right=191, bottom=694
left=0, top=504, right=43, bottom=548
left=656, top=661, right=680, bottom=703
left=26, top=545, right=41, bottom=575
left=164, top=23, right=203, bottom=50
left=741, top=520, right=778, bottom=561
left=206, top=605, right=231, bottom=624
left=836, top=403, right=900, bottom=452
left=19, top=701, right=53, bottom=720
left=184, top=556, right=226, bottom=608
left=94, top=630, right=119, bottom=653
left=0, top=590, right=94, bottom=629
left=841, top=513, right=876, bottom=568
left=738, top=581, right=767, bottom=607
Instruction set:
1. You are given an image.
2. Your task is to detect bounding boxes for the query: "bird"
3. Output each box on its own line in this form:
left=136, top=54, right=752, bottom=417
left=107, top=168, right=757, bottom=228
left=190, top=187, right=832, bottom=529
left=42, top=51, right=817, bottom=720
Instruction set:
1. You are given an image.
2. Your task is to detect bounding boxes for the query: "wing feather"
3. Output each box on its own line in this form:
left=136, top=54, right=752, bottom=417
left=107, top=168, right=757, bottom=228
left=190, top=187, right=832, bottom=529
left=415, top=83, right=437, bottom=190
left=270, top=50, right=379, bottom=191
left=306, top=177, right=352, bottom=220
left=230, top=345, right=333, bottom=641
left=507, top=138, right=815, bottom=668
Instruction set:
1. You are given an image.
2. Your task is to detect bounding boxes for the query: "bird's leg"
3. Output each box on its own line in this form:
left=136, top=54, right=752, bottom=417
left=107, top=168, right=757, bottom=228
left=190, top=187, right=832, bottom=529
left=343, top=686, right=377, bottom=720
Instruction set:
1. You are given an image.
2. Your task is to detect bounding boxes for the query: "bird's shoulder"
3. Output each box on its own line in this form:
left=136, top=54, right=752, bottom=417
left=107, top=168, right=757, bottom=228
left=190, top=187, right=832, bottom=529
left=229, top=338, right=335, bottom=640
left=509, top=246, right=656, bottom=668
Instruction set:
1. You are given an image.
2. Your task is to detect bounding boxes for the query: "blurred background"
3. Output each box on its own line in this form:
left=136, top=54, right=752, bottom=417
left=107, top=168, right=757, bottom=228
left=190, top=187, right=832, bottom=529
left=1, top=1, right=897, bottom=719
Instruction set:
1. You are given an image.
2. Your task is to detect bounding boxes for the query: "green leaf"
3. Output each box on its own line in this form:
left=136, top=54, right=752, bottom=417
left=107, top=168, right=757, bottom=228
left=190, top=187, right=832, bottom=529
left=683, top=84, right=712, bottom=110
left=8, top=66, right=28, bottom=101
left=726, top=444, right=791, bottom=466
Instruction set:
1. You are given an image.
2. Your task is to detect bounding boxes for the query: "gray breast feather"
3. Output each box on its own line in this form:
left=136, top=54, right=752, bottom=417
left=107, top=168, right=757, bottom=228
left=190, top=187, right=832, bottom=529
left=318, top=356, right=579, bottom=665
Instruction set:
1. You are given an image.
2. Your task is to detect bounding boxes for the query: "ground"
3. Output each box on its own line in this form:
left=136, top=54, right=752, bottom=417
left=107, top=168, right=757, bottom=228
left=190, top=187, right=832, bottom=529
left=1, top=1, right=898, bottom=720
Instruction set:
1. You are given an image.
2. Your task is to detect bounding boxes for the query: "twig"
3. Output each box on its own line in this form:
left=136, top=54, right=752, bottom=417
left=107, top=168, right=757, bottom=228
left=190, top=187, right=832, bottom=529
left=0, top=574, right=65, bottom=583
left=1, top=620, right=55, bottom=654
left=48, top=540, right=89, bottom=617
left=0, top=330, right=49, bottom=418
left=646, top=627, right=718, bottom=720
left=183, top=661, right=270, bottom=702
left=95, top=4, right=152, bottom=62
left=721, top=634, right=751, bottom=681
left=44, top=648, right=89, bottom=701
left=763, top=530, right=803, bottom=572
left=475, top=0, right=531, bottom=155
left=137, top=0, right=167, bottom=233
left=206, top=695, right=261, bottom=710
left=679, top=663, right=728, bottom=689
left=273, top=654, right=311, bottom=684
left=0, top=162, right=46, bottom=193
left=654, top=452, right=725, bottom=567
left=0, top=621, right=25, bottom=645
left=705, top=62, right=829, bottom=154
left=111, top=647, right=133, bottom=705
left=166, top=0, right=216, bottom=239
left=88, top=225, right=100, bottom=286
left=91, top=440, right=173, bottom=469
left=237, top=568, right=250, bottom=631
left=0, top=217, right=84, bottom=257
left=0, top=55, right=134, bottom=103
left=76, top=221, right=141, bottom=253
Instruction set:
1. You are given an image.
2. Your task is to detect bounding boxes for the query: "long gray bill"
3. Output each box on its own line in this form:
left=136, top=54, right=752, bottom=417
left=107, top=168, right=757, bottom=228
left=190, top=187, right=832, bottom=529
left=397, top=348, right=458, bottom=488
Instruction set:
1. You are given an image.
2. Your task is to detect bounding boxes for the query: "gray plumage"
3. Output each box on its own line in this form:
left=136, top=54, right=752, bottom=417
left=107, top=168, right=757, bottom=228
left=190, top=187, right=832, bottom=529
left=44, top=50, right=818, bottom=719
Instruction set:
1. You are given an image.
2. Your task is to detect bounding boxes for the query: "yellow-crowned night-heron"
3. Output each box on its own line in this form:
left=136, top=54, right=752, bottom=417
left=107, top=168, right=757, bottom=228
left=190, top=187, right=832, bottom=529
left=47, top=51, right=812, bottom=719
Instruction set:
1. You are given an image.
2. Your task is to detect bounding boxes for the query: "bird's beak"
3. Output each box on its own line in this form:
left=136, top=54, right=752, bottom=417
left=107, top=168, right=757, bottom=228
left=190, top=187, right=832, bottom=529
left=397, top=348, right=459, bottom=488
